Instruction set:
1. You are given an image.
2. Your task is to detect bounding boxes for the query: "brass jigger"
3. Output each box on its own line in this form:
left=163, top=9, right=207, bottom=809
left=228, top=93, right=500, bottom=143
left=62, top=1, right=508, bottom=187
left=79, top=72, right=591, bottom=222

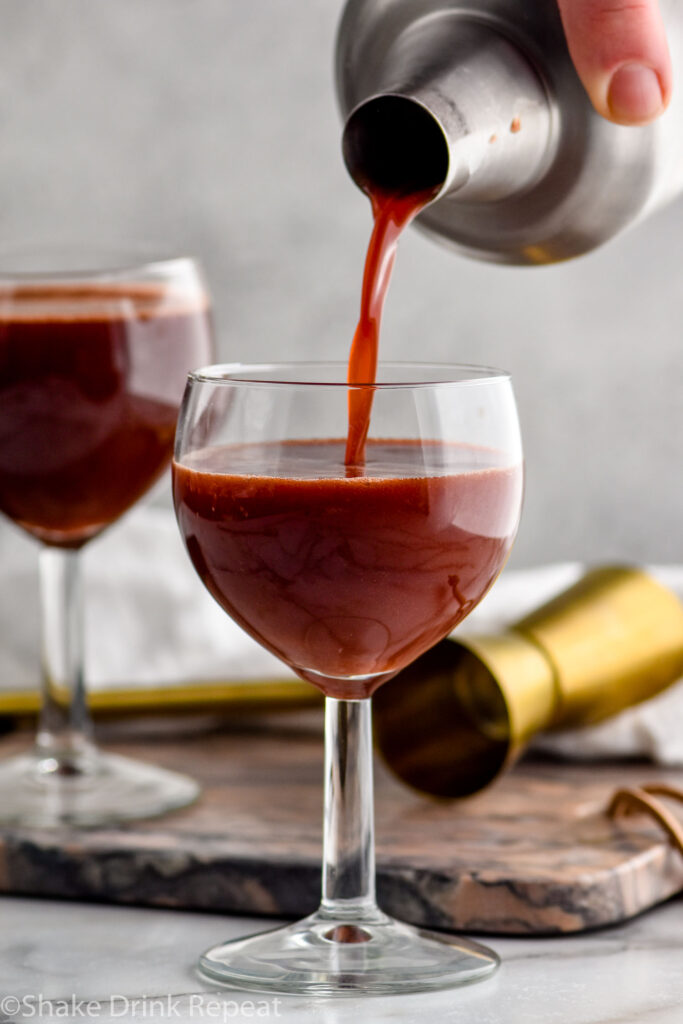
left=373, top=567, right=683, bottom=798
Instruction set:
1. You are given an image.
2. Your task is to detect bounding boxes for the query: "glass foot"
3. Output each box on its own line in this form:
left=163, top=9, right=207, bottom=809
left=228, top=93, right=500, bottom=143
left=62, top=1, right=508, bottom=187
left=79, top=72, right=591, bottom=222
left=199, top=907, right=499, bottom=996
left=0, top=749, right=199, bottom=828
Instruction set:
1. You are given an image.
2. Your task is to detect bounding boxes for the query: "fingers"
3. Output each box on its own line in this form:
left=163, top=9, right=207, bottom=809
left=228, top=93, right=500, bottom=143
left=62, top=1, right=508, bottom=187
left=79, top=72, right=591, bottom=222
left=556, top=0, right=673, bottom=125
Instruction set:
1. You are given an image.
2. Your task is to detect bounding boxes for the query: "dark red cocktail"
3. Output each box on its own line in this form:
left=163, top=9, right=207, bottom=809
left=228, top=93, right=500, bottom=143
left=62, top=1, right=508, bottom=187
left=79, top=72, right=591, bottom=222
left=172, top=361, right=522, bottom=993
left=173, top=439, right=520, bottom=697
left=0, top=256, right=213, bottom=828
left=0, top=283, right=211, bottom=547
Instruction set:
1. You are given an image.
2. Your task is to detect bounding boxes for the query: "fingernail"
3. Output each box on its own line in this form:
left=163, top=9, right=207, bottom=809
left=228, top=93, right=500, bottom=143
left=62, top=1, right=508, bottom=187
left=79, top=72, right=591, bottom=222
left=608, top=64, right=664, bottom=124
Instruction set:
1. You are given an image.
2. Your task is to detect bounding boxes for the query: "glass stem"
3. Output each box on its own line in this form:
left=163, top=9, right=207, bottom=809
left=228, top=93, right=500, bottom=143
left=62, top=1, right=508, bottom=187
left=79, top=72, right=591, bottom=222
left=35, top=547, right=96, bottom=774
left=321, top=697, right=377, bottom=918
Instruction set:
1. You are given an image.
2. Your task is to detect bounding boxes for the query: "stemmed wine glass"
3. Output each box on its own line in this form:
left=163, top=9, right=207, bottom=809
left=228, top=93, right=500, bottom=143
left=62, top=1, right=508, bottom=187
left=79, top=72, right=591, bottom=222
left=173, top=361, right=523, bottom=994
left=0, top=250, right=214, bottom=827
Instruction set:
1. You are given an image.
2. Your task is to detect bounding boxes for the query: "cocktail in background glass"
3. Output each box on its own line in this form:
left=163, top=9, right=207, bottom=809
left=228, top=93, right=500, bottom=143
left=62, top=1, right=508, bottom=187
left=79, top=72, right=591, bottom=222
left=173, top=362, right=523, bottom=994
left=0, top=251, right=214, bottom=826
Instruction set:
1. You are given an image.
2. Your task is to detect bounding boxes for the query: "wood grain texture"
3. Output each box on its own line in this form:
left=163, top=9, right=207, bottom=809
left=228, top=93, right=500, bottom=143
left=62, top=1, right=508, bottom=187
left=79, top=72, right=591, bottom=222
left=0, top=713, right=681, bottom=935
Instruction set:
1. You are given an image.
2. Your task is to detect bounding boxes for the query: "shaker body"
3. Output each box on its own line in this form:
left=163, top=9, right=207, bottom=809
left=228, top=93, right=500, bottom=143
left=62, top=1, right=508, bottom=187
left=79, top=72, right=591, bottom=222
left=336, top=0, right=683, bottom=264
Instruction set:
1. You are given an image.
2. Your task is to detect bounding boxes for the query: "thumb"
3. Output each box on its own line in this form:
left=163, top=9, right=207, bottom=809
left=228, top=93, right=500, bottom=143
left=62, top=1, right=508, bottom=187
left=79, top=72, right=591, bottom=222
left=557, top=0, right=673, bottom=125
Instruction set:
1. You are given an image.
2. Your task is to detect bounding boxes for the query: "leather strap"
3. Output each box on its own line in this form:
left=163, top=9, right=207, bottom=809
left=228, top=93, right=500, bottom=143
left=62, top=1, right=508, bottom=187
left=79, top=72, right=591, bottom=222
left=607, top=783, right=683, bottom=855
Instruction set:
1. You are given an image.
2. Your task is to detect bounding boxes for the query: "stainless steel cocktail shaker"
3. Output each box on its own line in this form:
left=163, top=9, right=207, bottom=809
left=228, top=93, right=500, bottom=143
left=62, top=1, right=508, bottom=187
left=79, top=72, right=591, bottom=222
left=336, top=0, right=683, bottom=264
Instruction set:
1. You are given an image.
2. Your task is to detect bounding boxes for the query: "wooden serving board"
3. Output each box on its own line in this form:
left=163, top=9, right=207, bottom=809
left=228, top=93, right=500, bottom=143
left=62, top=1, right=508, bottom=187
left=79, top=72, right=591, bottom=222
left=0, top=713, right=682, bottom=935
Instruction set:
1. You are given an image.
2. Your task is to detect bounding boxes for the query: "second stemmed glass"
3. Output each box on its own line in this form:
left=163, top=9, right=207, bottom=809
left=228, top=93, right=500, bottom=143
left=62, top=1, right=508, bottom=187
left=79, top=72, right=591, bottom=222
left=0, top=251, right=214, bottom=827
left=173, top=361, right=523, bottom=995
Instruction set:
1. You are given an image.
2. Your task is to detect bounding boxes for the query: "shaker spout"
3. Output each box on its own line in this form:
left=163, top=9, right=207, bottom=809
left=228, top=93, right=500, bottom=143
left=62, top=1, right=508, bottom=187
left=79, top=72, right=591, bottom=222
left=342, top=95, right=449, bottom=198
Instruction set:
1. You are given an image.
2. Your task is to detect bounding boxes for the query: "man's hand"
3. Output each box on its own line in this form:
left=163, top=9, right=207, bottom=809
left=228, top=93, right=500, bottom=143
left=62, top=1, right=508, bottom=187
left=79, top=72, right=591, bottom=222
left=557, top=0, right=672, bottom=125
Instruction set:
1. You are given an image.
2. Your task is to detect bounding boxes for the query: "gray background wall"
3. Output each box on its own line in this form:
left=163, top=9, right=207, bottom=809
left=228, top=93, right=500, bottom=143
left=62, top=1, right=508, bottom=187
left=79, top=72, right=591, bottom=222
left=0, top=0, right=681, bottom=567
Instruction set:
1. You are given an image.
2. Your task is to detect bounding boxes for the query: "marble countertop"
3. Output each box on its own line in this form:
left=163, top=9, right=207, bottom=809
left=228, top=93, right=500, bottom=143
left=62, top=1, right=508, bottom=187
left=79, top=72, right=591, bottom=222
left=0, top=896, right=681, bottom=1023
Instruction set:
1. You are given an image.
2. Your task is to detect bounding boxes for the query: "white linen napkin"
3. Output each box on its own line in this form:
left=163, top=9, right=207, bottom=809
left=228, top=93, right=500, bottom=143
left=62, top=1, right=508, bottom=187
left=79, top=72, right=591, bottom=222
left=1, top=506, right=682, bottom=764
